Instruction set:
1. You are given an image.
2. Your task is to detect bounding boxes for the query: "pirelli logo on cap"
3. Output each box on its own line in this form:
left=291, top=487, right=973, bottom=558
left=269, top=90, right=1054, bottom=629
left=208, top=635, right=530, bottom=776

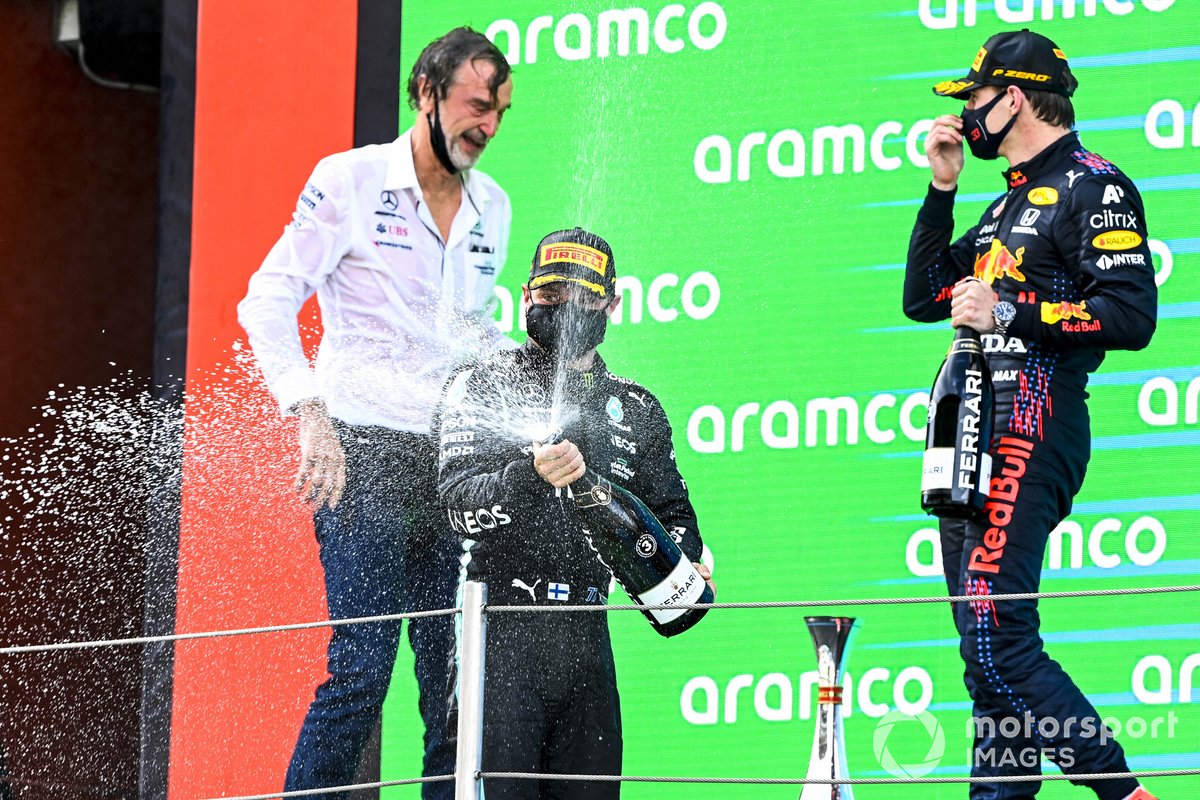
left=971, top=46, right=987, bottom=72
left=539, top=243, right=609, bottom=277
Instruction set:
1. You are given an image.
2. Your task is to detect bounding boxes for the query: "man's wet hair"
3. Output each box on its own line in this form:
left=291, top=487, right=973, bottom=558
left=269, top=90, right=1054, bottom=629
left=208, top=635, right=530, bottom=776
left=1023, top=66, right=1077, bottom=129
left=406, top=27, right=511, bottom=109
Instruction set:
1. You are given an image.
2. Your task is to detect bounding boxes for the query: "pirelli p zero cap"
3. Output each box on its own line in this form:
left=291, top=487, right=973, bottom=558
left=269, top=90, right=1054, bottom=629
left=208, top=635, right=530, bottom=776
left=529, top=227, right=616, bottom=298
left=932, top=29, right=1075, bottom=100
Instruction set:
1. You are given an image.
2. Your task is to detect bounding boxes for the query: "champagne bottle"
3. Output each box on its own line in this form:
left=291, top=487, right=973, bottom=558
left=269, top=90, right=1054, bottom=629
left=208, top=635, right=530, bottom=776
left=571, top=469, right=714, bottom=637
left=543, top=429, right=713, bottom=637
left=921, top=326, right=995, bottom=518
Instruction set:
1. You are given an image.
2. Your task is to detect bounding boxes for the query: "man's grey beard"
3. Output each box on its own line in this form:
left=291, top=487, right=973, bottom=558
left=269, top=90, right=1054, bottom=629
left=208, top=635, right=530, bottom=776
left=450, top=137, right=482, bottom=171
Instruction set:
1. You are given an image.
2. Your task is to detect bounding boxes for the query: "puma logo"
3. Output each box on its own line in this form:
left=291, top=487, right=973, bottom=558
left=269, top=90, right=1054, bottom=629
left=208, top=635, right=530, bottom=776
left=511, top=578, right=541, bottom=601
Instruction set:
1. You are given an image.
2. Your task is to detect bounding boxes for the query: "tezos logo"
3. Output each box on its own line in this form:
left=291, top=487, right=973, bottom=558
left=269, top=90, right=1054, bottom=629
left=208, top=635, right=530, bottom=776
left=872, top=710, right=945, bottom=778
left=607, top=395, right=625, bottom=422
left=636, top=534, right=657, bottom=558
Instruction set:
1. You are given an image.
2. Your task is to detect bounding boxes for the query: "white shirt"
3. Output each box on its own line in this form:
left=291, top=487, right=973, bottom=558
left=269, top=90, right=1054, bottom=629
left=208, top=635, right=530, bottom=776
left=238, top=129, right=514, bottom=433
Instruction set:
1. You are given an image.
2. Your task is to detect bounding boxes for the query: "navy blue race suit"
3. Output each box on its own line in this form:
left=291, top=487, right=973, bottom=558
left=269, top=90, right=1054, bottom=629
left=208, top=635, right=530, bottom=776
left=904, top=132, right=1157, bottom=800
left=433, top=342, right=703, bottom=800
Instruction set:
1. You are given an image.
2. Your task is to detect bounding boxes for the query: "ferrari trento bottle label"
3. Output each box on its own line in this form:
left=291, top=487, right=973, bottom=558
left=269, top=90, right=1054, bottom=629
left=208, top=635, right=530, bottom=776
left=976, top=453, right=994, bottom=493
left=921, top=447, right=954, bottom=491
left=638, top=558, right=706, bottom=624
left=922, top=327, right=996, bottom=518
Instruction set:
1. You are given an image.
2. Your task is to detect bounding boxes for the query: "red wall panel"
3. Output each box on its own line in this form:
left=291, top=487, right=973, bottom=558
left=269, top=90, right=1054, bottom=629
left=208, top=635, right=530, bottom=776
left=170, top=2, right=357, bottom=797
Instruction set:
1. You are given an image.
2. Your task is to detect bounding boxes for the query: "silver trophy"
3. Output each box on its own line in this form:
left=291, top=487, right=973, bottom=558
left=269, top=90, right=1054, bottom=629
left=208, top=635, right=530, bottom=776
left=800, top=616, right=858, bottom=800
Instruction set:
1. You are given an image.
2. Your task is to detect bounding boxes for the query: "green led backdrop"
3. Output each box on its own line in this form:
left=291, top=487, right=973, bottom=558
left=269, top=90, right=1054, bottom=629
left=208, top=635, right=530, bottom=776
left=381, top=2, right=1199, bottom=796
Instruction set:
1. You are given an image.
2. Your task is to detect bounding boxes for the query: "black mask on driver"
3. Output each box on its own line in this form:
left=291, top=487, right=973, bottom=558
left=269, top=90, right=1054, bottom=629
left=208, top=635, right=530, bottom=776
left=961, top=90, right=1016, bottom=161
left=526, top=300, right=608, bottom=360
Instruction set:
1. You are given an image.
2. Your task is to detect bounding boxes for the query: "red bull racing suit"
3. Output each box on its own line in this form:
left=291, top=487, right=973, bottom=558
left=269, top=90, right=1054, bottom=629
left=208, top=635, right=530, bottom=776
left=904, top=132, right=1157, bottom=800
left=433, top=342, right=703, bottom=800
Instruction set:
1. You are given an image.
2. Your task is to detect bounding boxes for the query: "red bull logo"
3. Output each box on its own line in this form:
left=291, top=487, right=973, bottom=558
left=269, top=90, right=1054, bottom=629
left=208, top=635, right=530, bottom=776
left=974, top=239, right=1026, bottom=283
left=1040, top=300, right=1091, bottom=324
left=968, top=436, right=1034, bottom=577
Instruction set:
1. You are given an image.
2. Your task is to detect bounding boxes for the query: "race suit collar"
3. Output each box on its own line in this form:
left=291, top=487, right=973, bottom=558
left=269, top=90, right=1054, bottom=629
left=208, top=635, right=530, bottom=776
left=1002, top=131, right=1080, bottom=189
left=518, top=340, right=606, bottom=388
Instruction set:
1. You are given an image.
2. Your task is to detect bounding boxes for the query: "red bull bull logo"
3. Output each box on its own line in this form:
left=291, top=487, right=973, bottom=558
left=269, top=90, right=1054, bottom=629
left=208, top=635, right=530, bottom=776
left=974, top=239, right=1027, bottom=284
left=1040, top=300, right=1091, bottom=324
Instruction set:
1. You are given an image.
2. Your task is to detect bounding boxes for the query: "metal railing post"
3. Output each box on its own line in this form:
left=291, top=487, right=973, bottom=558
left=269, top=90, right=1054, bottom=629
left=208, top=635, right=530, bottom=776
left=455, top=581, right=488, bottom=800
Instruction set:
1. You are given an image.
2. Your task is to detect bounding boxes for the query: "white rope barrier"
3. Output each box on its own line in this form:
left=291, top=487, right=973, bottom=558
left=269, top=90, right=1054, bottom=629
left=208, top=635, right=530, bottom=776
left=0, top=607, right=458, bottom=656
left=490, top=583, right=1200, bottom=612
left=479, top=768, right=1200, bottom=785
left=2, top=584, right=1196, bottom=656
left=202, top=768, right=1200, bottom=800
left=118, top=578, right=1195, bottom=800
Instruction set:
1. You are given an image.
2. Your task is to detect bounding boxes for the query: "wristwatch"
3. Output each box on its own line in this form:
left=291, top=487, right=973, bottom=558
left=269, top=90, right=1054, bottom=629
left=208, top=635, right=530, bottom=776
left=992, top=300, right=1017, bottom=337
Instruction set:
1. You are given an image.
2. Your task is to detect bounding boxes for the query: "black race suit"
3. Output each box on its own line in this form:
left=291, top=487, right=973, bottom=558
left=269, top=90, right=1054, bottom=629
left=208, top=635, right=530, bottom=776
left=433, top=342, right=703, bottom=800
left=904, top=132, right=1156, bottom=800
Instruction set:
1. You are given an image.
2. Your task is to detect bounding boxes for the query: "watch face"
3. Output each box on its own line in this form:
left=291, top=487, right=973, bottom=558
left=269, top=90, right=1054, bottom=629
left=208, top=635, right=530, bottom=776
left=995, top=301, right=1017, bottom=323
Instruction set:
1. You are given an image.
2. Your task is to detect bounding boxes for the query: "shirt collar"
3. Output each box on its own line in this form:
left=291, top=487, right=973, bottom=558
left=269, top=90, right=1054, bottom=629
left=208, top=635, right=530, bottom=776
left=385, top=126, right=482, bottom=198
left=1002, top=131, right=1080, bottom=189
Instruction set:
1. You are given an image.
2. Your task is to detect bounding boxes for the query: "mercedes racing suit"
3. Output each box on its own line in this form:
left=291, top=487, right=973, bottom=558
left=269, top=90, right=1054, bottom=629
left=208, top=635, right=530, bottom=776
left=904, top=132, right=1156, bottom=800
left=434, top=342, right=703, bottom=800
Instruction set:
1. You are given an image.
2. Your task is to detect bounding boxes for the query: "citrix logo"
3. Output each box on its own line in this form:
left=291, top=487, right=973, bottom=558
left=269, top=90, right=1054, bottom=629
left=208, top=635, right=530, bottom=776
left=918, top=0, right=1176, bottom=30
left=486, top=3, right=726, bottom=65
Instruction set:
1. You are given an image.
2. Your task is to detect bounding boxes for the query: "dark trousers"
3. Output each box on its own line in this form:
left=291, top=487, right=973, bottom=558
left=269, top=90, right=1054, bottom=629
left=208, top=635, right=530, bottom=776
left=285, top=426, right=458, bottom=800
left=941, top=415, right=1137, bottom=800
left=452, top=611, right=622, bottom=800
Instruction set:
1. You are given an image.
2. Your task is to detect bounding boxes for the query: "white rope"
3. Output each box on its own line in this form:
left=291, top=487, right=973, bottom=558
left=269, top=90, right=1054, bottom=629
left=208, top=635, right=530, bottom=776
left=480, top=767, right=1200, bottom=784
left=0, top=607, right=457, bottom=656
left=2, top=584, right=1195, bottom=656
left=488, top=583, right=1200, bottom=613
left=204, top=767, right=1200, bottom=799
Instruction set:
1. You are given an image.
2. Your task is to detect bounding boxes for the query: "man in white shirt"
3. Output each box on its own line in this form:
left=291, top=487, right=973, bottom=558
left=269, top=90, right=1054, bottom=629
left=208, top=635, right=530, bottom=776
left=238, top=27, right=514, bottom=800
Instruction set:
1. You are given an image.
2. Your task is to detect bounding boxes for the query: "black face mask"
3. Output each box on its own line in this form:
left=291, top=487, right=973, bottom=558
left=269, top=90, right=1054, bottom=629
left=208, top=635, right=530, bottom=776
left=526, top=301, right=608, bottom=360
left=961, top=91, right=1016, bottom=161
left=427, top=97, right=459, bottom=175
